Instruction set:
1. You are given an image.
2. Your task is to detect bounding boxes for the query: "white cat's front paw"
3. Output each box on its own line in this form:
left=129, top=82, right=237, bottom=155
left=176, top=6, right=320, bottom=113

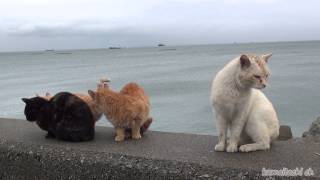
left=226, top=143, right=238, bottom=153
left=214, top=143, right=225, bottom=152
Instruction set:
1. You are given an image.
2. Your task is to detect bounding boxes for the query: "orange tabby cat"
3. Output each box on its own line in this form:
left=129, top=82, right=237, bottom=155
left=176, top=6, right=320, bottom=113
left=88, top=82, right=150, bottom=142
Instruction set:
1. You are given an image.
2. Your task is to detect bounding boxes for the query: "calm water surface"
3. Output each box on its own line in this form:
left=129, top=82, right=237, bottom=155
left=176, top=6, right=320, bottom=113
left=0, top=41, right=319, bottom=136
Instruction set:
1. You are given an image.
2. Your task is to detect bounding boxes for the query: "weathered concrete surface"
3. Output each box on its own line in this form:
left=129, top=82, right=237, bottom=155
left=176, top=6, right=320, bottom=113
left=0, top=118, right=320, bottom=180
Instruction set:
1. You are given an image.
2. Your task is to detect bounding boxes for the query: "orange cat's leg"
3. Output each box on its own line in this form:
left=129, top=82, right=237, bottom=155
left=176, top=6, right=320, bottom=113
left=131, top=123, right=142, bottom=140
left=115, top=128, right=125, bottom=142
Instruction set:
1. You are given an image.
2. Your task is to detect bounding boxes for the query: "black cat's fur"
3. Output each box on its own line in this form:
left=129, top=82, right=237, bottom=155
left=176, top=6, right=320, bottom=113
left=22, top=92, right=95, bottom=142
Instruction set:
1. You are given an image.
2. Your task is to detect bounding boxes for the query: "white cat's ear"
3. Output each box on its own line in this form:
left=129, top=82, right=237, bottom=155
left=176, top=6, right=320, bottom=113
left=240, top=54, right=251, bottom=68
left=262, top=53, right=272, bottom=63
left=88, top=90, right=96, bottom=100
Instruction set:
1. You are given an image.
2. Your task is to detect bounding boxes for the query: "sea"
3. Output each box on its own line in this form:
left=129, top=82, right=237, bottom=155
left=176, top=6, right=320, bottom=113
left=1, top=41, right=319, bottom=136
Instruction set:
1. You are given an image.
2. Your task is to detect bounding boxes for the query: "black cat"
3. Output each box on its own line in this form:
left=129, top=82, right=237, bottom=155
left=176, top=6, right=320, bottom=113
left=22, top=92, right=95, bottom=142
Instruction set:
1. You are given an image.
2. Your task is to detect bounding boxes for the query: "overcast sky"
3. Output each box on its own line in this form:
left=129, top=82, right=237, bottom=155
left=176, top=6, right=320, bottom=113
left=0, top=0, right=319, bottom=52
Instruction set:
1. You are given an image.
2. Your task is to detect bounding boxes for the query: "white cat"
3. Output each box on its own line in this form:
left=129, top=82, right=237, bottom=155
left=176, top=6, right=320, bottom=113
left=210, top=53, right=279, bottom=153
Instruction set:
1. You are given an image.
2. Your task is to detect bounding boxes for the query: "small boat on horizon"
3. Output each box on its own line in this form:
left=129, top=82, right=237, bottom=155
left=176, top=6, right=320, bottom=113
left=109, top=47, right=121, bottom=49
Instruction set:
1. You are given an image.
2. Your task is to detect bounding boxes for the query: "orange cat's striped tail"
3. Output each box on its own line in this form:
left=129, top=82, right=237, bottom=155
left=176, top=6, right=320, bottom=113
left=97, top=78, right=111, bottom=89
left=100, top=78, right=111, bottom=83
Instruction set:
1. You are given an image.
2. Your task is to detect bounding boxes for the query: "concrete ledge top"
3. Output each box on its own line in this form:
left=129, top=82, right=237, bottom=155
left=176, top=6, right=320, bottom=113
left=0, top=118, right=320, bottom=179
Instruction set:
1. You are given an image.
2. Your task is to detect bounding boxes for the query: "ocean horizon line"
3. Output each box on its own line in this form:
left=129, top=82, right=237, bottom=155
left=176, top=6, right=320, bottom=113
left=1, top=39, right=320, bottom=54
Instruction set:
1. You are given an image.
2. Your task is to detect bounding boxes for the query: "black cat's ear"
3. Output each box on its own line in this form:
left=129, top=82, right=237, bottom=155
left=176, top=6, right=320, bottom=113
left=240, top=54, right=251, bottom=69
left=88, top=90, right=96, bottom=100
left=22, top=98, right=30, bottom=103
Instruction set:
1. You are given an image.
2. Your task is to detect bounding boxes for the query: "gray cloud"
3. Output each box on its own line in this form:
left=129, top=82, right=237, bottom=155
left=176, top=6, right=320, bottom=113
left=0, top=0, right=320, bottom=52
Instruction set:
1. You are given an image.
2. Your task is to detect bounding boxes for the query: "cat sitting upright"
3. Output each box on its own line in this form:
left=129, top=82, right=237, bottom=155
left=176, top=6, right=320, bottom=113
left=210, top=53, right=279, bottom=152
left=22, top=92, right=95, bottom=142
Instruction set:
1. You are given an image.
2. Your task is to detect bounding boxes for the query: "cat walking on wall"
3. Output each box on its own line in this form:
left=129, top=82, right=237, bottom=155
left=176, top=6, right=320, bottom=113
left=210, top=53, right=279, bottom=152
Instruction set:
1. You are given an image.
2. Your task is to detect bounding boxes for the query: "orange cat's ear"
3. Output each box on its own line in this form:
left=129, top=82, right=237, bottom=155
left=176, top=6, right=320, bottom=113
left=240, top=54, right=251, bottom=69
left=88, top=90, right=96, bottom=100
left=262, top=53, right=272, bottom=63
left=22, top=98, right=29, bottom=103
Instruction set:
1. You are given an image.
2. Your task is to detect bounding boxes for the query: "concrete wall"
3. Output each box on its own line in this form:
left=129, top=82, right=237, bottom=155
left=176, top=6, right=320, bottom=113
left=0, top=118, right=319, bottom=180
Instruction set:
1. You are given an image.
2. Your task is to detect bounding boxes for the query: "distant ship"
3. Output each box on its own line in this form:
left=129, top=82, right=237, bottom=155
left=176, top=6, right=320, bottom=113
left=109, top=47, right=121, bottom=49
left=45, top=49, right=55, bottom=52
left=158, top=43, right=165, bottom=47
